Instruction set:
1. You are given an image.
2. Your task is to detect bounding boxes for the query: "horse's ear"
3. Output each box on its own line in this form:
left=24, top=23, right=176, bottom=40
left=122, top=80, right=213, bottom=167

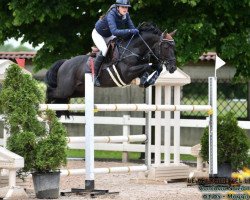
left=138, top=21, right=147, bottom=29
left=163, top=29, right=168, bottom=35
left=169, top=29, right=177, bottom=37
left=161, top=29, right=167, bottom=40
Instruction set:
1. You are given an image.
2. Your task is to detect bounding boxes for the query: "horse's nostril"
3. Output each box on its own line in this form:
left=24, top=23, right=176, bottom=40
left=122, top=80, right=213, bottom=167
left=169, top=66, right=176, bottom=74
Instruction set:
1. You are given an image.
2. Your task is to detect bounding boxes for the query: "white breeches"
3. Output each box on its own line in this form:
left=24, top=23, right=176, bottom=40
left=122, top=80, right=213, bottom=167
left=92, top=29, right=116, bottom=56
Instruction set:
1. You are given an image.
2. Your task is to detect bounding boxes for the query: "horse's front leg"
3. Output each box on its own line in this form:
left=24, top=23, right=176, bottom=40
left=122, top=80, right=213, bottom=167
left=144, top=63, right=163, bottom=87
left=127, top=63, right=152, bottom=82
left=136, top=63, right=154, bottom=87
left=138, top=63, right=163, bottom=88
left=128, top=63, right=152, bottom=74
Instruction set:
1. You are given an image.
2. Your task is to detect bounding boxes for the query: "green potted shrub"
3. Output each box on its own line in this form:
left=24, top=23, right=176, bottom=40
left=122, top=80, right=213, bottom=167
left=200, top=112, right=250, bottom=177
left=0, top=64, right=67, bottom=199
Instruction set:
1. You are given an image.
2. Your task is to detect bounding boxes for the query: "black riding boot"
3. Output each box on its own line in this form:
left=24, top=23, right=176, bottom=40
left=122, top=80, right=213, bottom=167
left=94, top=54, right=105, bottom=87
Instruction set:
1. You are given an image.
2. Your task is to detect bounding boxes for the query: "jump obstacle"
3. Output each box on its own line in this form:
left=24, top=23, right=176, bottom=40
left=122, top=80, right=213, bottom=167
left=38, top=73, right=218, bottom=190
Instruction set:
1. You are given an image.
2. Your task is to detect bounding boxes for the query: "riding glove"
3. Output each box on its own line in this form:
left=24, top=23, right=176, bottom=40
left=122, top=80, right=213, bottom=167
left=130, top=29, right=139, bottom=35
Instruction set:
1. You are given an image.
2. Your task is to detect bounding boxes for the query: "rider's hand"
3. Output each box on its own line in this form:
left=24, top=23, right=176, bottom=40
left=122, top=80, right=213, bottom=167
left=130, top=29, right=139, bottom=35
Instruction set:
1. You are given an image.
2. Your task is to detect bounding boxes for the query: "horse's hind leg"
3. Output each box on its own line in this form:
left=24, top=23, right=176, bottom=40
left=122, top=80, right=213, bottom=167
left=47, top=82, right=74, bottom=100
left=54, top=98, right=70, bottom=118
left=46, top=86, right=71, bottom=118
left=46, top=86, right=56, bottom=103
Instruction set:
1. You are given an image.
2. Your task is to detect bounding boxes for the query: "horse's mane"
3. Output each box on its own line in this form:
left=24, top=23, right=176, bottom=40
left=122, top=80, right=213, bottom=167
left=138, top=22, right=162, bottom=35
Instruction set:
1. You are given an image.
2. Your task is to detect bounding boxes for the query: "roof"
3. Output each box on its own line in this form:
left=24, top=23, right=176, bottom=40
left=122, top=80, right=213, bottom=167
left=0, top=51, right=217, bottom=63
left=0, top=52, right=36, bottom=59
left=155, top=67, right=191, bottom=86
left=199, top=52, right=216, bottom=61
left=0, top=52, right=217, bottom=61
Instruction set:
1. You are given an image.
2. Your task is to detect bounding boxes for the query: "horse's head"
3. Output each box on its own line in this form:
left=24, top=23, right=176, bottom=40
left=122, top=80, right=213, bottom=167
left=138, top=22, right=177, bottom=74
left=157, top=30, right=177, bottom=73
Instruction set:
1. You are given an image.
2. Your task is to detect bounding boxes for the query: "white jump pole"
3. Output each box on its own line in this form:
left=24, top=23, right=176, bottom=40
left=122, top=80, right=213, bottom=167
left=60, top=165, right=147, bottom=176
left=85, top=73, right=95, bottom=190
left=67, top=135, right=147, bottom=143
left=208, top=77, right=218, bottom=176
left=39, top=103, right=211, bottom=112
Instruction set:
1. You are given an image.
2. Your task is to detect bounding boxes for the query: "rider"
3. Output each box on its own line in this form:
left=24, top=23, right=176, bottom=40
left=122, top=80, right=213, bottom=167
left=92, top=0, right=139, bottom=86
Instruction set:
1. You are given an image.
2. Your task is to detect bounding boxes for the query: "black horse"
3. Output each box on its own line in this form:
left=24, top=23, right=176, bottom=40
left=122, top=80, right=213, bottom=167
left=45, top=22, right=177, bottom=116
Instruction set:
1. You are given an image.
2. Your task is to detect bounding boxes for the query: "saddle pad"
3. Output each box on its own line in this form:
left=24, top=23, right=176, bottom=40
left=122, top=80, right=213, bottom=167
left=85, top=56, right=93, bottom=74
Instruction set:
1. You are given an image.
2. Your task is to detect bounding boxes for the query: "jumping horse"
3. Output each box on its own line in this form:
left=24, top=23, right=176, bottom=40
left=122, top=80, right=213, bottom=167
left=45, top=22, right=177, bottom=117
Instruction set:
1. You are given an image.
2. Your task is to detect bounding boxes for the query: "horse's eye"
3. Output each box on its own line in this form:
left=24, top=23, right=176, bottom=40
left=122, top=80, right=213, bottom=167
left=164, top=43, right=170, bottom=48
left=167, top=41, right=174, bottom=46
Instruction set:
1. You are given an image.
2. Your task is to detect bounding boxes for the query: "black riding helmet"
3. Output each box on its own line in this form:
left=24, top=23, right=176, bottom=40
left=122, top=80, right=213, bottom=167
left=116, top=0, right=131, bottom=7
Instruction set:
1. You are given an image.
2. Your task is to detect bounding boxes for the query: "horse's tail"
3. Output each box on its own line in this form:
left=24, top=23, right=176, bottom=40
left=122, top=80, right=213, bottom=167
left=45, top=59, right=70, bottom=118
left=45, top=59, right=67, bottom=88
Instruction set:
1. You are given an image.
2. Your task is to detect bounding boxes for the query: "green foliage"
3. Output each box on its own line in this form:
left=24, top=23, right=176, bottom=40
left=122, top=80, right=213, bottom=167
left=0, top=0, right=249, bottom=79
left=0, top=64, right=67, bottom=175
left=34, top=110, right=67, bottom=172
left=0, top=64, right=44, bottom=136
left=200, top=112, right=250, bottom=170
left=7, top=131, right=36, bottom=173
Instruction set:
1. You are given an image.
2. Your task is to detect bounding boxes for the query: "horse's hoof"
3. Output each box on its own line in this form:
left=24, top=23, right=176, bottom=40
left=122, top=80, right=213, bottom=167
left=94, top=78, right=101, bottom=87
left=143, top=82, right=150, bottom=88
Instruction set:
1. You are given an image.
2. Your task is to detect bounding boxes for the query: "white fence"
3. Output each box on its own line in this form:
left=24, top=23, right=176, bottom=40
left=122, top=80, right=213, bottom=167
left=63, top=116, right=250, bottom=156
left=1, top=115, right=250, bottom=154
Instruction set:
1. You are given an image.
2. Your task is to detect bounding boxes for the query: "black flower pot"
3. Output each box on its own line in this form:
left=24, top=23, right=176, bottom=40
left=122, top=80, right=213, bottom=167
left=32, top=171, right=60, bottom=199
left=217, top=163, right=232, bottom=178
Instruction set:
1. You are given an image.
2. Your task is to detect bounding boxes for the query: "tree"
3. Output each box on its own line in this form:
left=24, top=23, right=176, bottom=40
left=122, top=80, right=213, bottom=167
left=0, top=0, right=249, bottom=80
left=0, top=64, right=67, bottom=176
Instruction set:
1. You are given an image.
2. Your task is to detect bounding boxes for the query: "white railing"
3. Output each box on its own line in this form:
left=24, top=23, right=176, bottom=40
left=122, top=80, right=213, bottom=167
left=61, top=116, right=250, bottom=158
left=1, top=115, right=250, bottom=157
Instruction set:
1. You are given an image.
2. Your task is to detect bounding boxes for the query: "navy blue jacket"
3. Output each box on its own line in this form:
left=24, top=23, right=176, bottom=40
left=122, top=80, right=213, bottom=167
left=95, top=6, right=136, bottom=38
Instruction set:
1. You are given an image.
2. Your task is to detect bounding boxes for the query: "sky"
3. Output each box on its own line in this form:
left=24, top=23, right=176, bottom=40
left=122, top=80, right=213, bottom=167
left=4, top=38, right=43, bottom=50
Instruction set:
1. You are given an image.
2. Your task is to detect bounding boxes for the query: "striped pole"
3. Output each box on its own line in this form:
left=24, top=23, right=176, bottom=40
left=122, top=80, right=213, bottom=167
left=39, top=104, right=212, bottom=112
left=67, top=135, right=146, bottom=144
left=60, top=165, right=147, bottom=176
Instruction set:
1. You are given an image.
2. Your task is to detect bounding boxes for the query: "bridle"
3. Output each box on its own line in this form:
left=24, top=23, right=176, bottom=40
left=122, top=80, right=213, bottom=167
left=156, top=34, right=176, bottom=67
left=118, top=31, right=175, bottom=67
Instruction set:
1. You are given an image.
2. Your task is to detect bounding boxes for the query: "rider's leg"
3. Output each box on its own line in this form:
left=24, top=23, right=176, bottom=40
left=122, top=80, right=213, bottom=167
left=94, top=53, right=105, bottom=85
left=92, top=29, right=108, bottom=86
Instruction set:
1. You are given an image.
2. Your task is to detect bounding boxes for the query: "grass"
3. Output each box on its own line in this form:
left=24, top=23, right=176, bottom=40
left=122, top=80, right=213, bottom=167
left=67, top=149, right=196, bottom=161
left=67, top=149, right=141, bottom=160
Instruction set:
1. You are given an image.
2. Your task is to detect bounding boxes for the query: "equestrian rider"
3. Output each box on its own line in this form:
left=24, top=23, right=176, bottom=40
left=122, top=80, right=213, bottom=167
left=92, top=0, right=139, bottom=86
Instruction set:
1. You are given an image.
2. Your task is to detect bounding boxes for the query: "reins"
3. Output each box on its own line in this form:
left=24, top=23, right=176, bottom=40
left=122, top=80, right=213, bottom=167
left=118, top=33, right=162, bottom=63
left=118, top=34, right=140, bottom=60
left=138, top=33, right=160, bottom=62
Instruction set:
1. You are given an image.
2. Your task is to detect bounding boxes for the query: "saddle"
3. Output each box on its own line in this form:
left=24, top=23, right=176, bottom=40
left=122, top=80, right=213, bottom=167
left=89, top=39, right=120, bottom=65
left=85, top=39, right=121, bottom=75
